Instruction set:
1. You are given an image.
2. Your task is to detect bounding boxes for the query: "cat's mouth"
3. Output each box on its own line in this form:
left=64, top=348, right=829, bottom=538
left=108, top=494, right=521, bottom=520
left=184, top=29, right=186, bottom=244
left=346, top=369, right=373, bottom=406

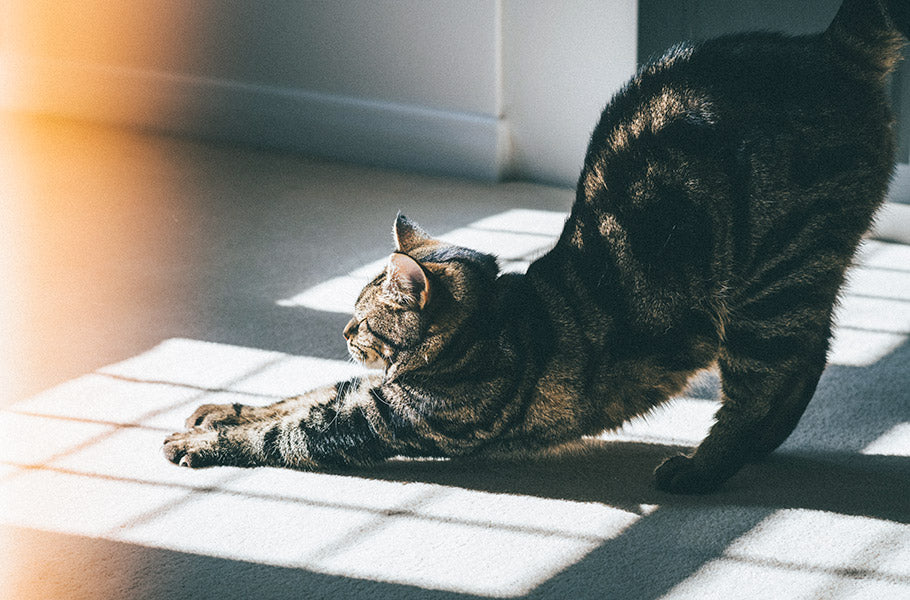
left=347, top=343, right=385, bottom=369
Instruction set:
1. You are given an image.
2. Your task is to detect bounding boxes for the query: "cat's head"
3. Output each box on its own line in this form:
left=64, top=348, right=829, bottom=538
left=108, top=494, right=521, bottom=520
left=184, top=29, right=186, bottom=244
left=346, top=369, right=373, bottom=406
left=343, top=213, right=498, bottom=371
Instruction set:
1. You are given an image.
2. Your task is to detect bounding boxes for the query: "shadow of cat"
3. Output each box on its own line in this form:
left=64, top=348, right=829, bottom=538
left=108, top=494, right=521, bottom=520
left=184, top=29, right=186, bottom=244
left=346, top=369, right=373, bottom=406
left=352, top=441, right=909, bottom=524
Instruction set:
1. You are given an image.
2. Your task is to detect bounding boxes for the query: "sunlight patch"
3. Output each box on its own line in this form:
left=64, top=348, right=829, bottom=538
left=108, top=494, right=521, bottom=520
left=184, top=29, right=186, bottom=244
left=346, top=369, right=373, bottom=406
left=596, top=398, right=719, bottom=447
left=862, top=423, right=910, bottom=457
left=827, top=328, right=907, bottom=367
left=855, top=239, right=910, bottom=272
left=469, top=208, right=567, bottom=236
left=843, top=266, right=910, bottom=302
left=229, top=355, right=370, bottom=398
left=0, top=412, right=113, bottom=466
left=835, top=296, right=910, bottom=335
left=437, top=228, right=555, bottom=260
left=661, top=509, right=910, bottom=600
left=99, top=338, right=286, bottom=389
left=11, top=374, right=205, bottom=425
left=276, top=275, right=369, bottom=311
left=306, top=488, right=641, bottom=597
left=1, top=469, right=189, bottom=538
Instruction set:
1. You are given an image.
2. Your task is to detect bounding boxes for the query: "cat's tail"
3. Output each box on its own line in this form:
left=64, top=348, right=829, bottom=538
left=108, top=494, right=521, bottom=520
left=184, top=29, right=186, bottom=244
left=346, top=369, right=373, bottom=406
left=825, top=0, right=908, bottom=77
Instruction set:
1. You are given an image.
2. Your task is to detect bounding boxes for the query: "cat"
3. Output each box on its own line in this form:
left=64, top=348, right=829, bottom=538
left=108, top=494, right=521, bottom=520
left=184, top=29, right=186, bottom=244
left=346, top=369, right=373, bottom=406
left=164, top=0, right=909, bottom=493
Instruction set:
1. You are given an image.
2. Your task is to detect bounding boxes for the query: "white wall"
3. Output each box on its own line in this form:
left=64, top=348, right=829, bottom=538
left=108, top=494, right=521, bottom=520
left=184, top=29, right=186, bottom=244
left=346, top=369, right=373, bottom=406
left=0, top=0, right=638, bottom=185
left=502, top=0, right=638, bottom=185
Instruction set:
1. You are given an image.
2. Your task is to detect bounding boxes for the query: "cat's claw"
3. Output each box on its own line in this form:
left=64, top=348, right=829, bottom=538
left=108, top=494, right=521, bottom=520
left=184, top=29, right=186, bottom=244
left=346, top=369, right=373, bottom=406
left=654, top=454, right=725, bottom=494
left=163, top=428, right=218, bottom=468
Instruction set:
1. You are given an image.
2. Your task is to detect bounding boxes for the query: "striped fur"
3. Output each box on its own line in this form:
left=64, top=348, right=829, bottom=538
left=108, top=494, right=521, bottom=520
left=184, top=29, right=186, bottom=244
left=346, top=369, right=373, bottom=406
left=165, top=0, right=907, bottom=493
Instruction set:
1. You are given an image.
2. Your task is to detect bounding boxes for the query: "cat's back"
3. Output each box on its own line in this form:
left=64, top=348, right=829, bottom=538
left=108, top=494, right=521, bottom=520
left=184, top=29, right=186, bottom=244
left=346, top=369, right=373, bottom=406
left=564, top=22, right=901, bottom=331
left=690, top=31, right=892, bottom=137
left=589, top=29, right=892, bottom=169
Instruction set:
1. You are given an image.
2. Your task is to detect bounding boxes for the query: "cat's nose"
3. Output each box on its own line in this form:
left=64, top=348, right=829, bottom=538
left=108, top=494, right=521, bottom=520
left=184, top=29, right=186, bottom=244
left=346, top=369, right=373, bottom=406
left=343, top=318, right=359, bottom=341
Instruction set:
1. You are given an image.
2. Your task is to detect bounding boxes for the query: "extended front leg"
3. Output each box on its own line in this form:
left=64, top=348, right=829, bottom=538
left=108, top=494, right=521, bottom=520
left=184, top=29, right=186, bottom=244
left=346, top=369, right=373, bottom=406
left=184, top=402, right=286, bottom=429
left=163, top=374, right=401, bottom=469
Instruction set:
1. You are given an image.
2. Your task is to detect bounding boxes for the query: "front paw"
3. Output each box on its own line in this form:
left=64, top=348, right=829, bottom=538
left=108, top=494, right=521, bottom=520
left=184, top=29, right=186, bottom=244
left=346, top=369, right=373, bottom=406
left=184, top=403, right=244, bottom=429
left=163, top=428, right=220, bottom=468
left=654, top=454, right=725, bottom=494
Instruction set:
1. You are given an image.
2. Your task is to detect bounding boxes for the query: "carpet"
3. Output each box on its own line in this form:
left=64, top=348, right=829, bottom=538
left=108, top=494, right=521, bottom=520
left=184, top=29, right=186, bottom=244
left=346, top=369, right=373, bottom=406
left=2, top=200, right=908, bottom=600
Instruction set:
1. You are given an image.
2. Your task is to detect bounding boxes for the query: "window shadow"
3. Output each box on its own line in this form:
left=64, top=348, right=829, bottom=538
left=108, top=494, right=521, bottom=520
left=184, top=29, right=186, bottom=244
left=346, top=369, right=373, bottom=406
left=357, top=442, right=909, bottom=524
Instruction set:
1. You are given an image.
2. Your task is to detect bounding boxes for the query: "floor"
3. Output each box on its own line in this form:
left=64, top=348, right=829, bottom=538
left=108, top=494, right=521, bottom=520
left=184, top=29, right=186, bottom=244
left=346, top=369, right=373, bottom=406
left=1, top=114, right=908, bottom=599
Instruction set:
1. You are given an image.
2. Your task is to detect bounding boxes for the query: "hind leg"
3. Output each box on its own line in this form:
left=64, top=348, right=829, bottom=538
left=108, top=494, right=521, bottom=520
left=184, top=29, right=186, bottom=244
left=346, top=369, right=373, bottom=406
left=655, top=313, right=832, bottom=493
left=741, top=349, right=827, bottom=460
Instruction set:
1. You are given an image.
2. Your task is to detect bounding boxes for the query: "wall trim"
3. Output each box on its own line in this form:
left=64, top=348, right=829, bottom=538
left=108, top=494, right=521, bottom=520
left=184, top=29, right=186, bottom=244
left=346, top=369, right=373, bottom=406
left=1, top=55, right=505, bottom=180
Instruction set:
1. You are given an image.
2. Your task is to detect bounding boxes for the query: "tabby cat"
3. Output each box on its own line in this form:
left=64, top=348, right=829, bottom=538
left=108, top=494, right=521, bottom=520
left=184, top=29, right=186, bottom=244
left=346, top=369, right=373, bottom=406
left=164, top=0, right=909, bottom=493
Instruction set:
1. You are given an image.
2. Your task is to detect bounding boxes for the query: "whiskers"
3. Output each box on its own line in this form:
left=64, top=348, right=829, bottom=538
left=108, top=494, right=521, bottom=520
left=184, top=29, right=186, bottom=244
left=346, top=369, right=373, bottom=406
left=370, top=386, right=391, bottom=407
left=324, top=373, right=358, bottom=432
left=345, top=342, right=366, bottom=366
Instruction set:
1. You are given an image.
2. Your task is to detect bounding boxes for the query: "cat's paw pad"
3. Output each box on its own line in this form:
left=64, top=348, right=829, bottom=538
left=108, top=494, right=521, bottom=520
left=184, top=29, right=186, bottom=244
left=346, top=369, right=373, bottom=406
left=654, top=454, right=724, bottom=494
left=184, top=403, right=242, bottom=429
left=163, top=428, right=219, bottom=468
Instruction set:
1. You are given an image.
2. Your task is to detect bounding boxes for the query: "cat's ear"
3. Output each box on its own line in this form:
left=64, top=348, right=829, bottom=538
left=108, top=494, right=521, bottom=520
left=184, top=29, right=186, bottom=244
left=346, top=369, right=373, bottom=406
left=394, top=212, right=432, bottom=253
left=384, top=252, right=431, bottom=309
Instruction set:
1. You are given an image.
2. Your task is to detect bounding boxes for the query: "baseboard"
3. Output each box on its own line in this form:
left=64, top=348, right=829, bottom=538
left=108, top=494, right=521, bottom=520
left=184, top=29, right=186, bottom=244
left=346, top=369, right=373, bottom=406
left=0, top=55, right=506, bottom=180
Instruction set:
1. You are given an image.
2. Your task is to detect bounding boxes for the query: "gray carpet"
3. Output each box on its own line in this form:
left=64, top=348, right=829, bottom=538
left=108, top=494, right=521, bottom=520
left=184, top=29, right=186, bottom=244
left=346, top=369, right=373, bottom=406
left=2, top=116, right=908, bottom=599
